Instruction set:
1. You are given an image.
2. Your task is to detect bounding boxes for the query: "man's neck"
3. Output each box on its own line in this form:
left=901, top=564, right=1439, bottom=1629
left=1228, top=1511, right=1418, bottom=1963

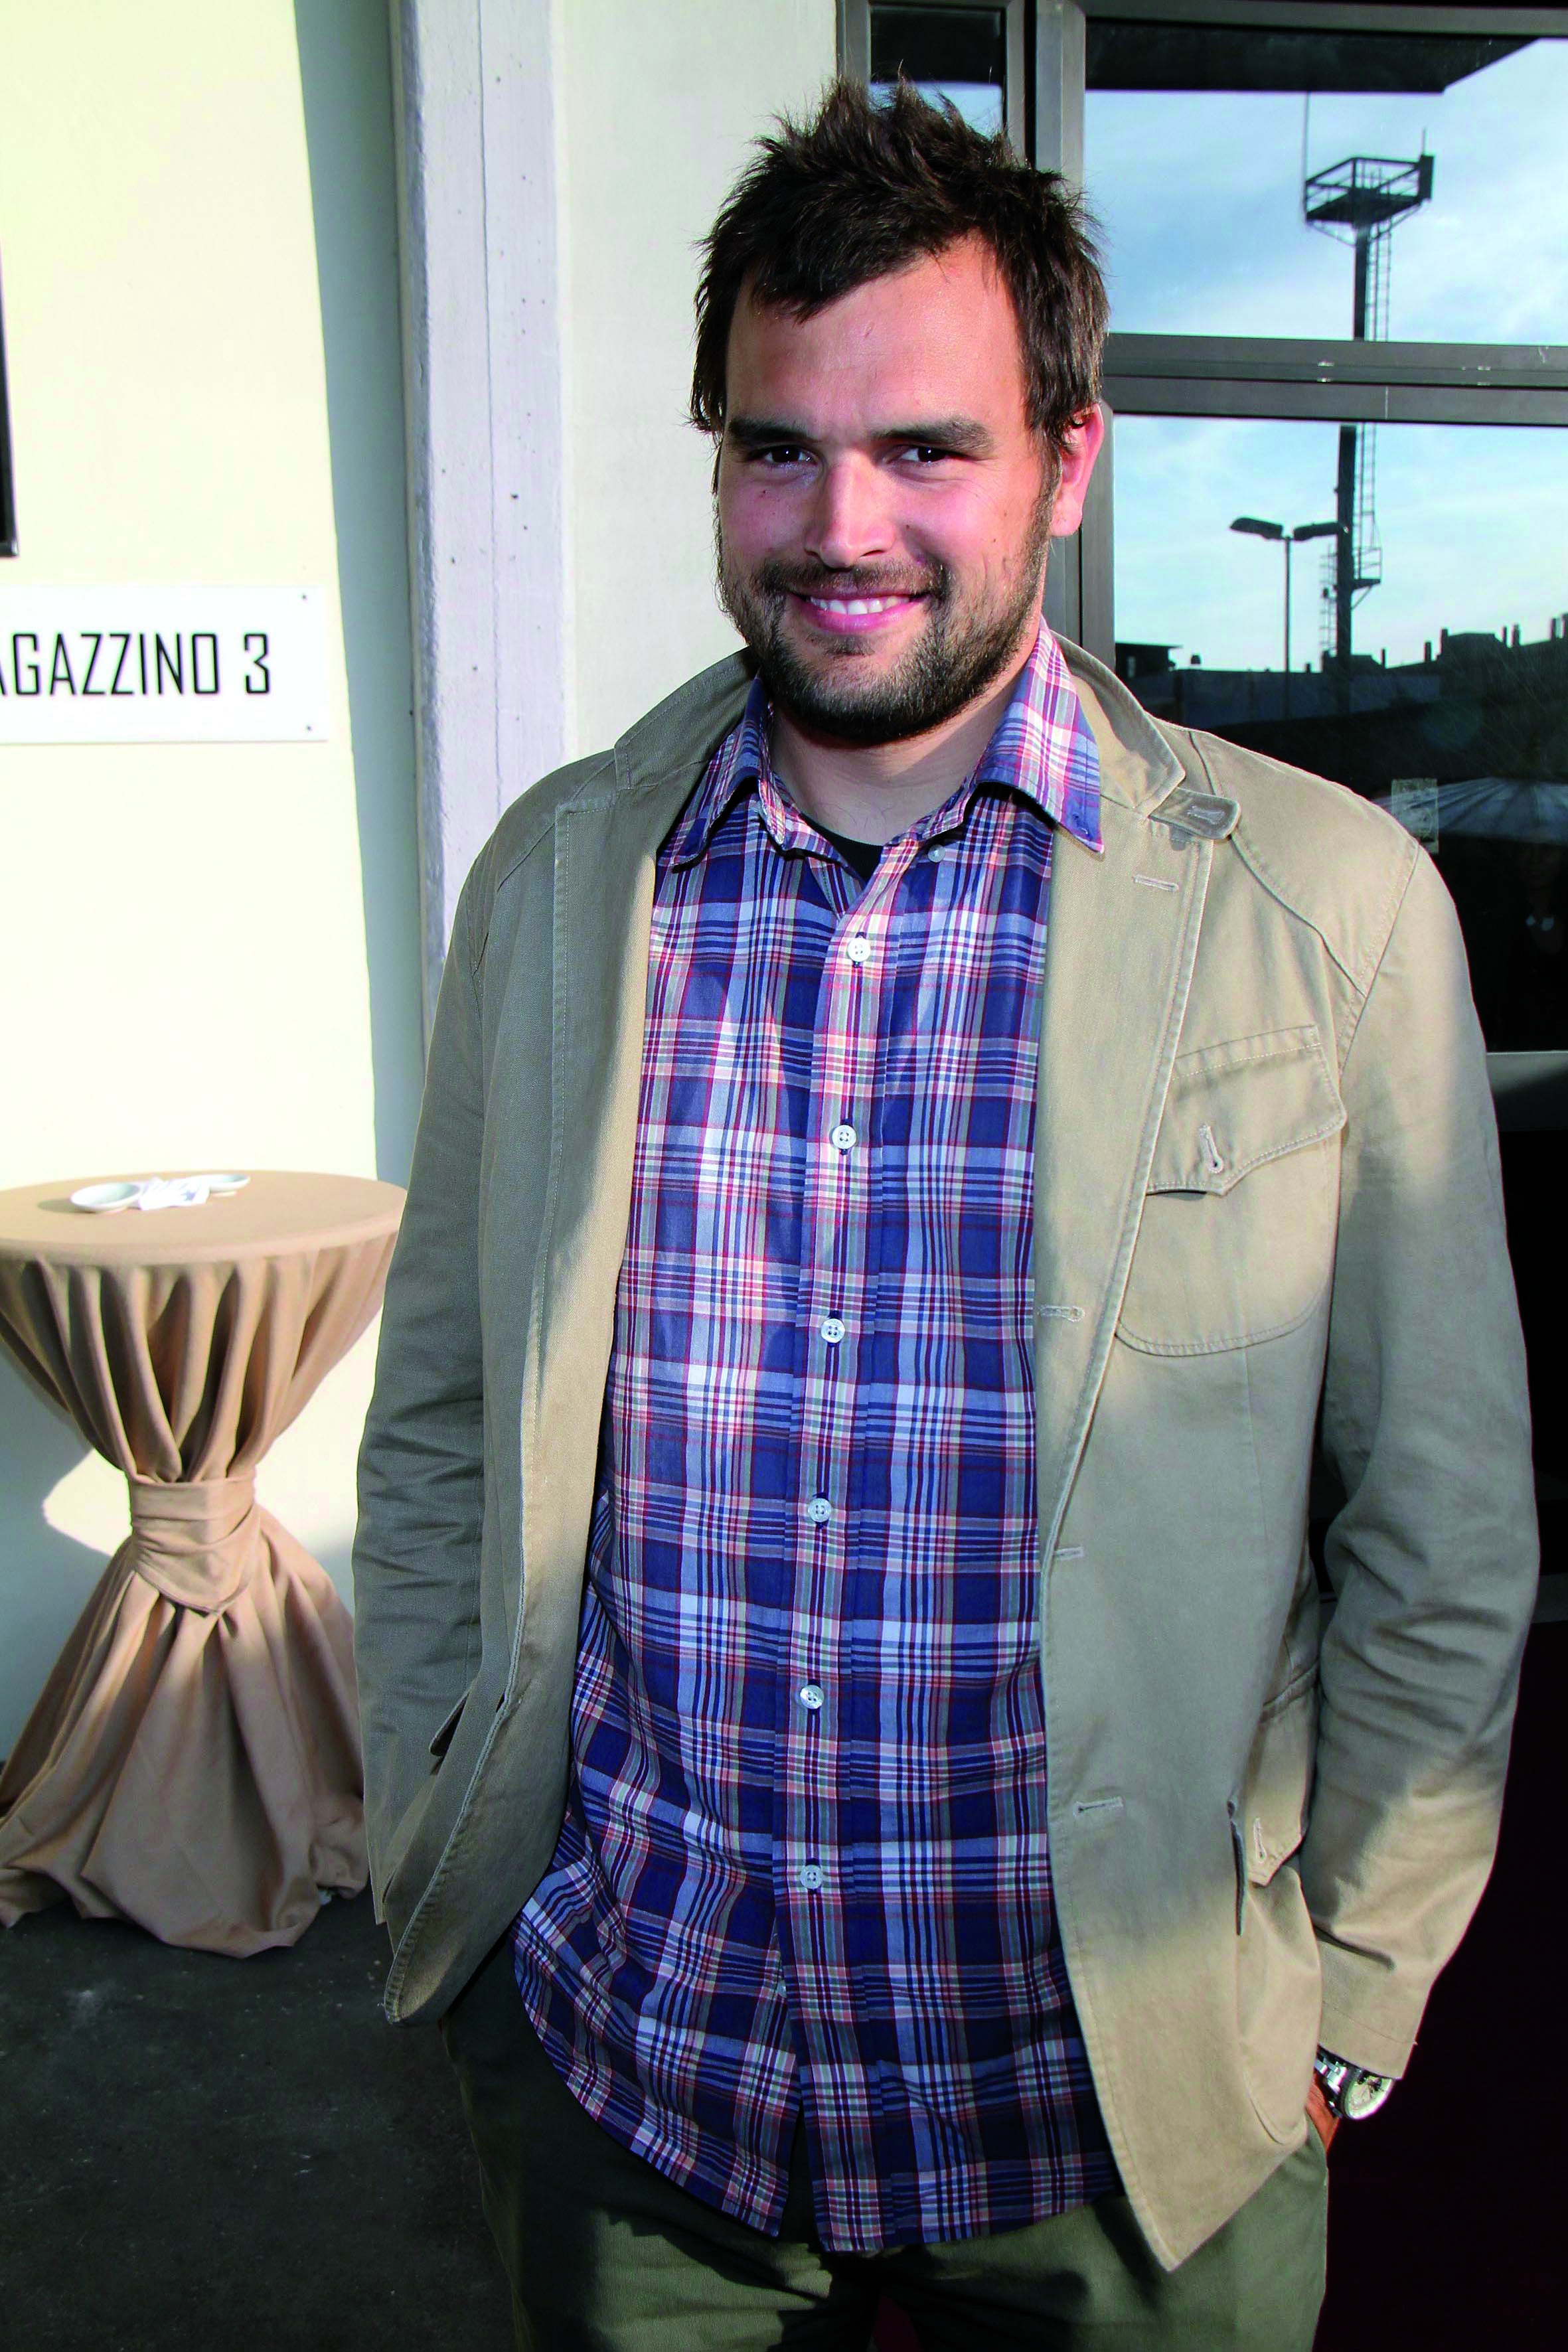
left=769, top=633, right=1037, bottom=847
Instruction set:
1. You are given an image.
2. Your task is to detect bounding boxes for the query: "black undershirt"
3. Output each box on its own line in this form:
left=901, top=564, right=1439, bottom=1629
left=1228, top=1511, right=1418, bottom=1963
left=820, top=827, right=882, bottom=884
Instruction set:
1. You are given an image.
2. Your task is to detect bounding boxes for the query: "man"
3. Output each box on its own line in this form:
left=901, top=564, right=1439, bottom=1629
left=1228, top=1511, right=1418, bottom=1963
left=354, top=83, right=1535, bottom=2349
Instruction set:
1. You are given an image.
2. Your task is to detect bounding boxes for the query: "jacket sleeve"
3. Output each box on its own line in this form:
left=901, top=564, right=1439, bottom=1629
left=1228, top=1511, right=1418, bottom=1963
left=1304, top=844, right=1537, bottom=2075
left=353, top=857, right=489, bottom=1917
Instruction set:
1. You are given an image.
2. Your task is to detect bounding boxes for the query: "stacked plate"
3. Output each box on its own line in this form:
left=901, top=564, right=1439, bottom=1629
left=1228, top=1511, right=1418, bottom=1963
left=70, top=1174, right=251, bottom=1214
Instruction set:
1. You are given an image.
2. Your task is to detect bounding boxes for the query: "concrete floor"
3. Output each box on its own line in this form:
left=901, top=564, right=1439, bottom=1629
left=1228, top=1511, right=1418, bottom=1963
left=4, top=1622, right=1561, bottom=2349
left=0, top=1889, right=512, bottom=2351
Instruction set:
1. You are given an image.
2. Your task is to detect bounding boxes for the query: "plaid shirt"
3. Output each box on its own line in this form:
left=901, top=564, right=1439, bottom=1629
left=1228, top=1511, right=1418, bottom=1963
left=513, top=626, right=1116, bottom=2252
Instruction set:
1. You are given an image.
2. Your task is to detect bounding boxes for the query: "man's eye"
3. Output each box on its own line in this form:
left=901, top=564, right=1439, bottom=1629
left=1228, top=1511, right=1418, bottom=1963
left=755, top=445, right=811, bottom=467
left=903, top=445, right=951, bottom=465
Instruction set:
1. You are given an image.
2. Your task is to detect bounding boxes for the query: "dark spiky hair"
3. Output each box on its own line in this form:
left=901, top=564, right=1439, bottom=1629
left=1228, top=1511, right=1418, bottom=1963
left=692, top=79, right=1107, bottom=457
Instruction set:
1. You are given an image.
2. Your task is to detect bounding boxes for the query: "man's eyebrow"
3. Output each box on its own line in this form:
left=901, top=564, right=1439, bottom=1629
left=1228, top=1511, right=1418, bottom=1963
left=876, top=416, right=994, bottom=456
left=724, top=414, right=995, bottom=456
left=726, top=416, right=815, bottom=451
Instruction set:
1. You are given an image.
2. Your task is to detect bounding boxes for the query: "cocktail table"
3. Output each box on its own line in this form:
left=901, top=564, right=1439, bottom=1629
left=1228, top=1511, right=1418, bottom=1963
left=0, top=1170, right=402, bottom=1953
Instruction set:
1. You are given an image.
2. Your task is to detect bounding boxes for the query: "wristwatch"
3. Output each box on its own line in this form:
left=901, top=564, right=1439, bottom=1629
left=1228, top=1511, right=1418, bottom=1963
left=1313, top=2047, right=1395, bottom=2122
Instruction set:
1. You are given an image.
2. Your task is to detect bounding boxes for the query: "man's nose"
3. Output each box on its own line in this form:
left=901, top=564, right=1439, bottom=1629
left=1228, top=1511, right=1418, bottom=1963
left=804, top=457, right=895, bottom=573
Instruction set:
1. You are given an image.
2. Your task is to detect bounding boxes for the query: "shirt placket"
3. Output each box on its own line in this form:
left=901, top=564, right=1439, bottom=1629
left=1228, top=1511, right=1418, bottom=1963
left=773, top=838, right=923, bottom=2182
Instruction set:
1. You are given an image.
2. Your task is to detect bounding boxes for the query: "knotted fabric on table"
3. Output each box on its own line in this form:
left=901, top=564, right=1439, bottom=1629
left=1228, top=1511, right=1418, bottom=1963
left=0, top=1190, right=398, bottom=1954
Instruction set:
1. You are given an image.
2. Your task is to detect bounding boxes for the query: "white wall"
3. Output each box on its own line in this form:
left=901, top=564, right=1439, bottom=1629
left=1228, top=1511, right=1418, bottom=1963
left=0, top=0, right=839, bottom=1747
left=561, top=0, right=836, bottom=751
left=0, top=0, right=420, bottom=1747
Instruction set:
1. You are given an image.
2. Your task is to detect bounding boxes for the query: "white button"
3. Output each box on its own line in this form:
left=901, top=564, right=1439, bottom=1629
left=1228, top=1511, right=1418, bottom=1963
left=844, top=935, right=871, bottom=966
left=830, top=1123, right=857, bottom=1153
left=927, top=844, right=945, bottom=863
left=821, top=1316, right=846, bottom=1345
left=797, top=1862, right=824, bottom=1892
left=806, top=1496, right=832, bottom=1526
left=798, top=1683, right=824, bottom=1712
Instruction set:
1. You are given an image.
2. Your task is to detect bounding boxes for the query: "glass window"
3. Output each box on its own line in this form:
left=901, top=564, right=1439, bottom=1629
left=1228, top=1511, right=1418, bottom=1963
left=1112, top=415, right=1568, bottom=1050
left=870, top=4, right=1008, bottom=135
left=1086, top=31, right=1568, bottom=344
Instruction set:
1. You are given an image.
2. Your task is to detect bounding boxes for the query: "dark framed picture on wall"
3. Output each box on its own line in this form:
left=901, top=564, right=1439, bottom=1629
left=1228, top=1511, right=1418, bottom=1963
left=1, top=256, right=17, bottom=556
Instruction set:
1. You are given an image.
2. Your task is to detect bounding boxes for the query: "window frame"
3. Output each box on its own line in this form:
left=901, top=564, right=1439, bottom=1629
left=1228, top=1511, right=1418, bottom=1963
left=842, top=0, right=1568, bottom=1119
left=1050, top=3, right=1568, bottom=651
left=839, top=0, right=1032, bottom=150
left=1, top=256, right=17, bottom=558
left=1066, top=3, right=1568, bottom=1123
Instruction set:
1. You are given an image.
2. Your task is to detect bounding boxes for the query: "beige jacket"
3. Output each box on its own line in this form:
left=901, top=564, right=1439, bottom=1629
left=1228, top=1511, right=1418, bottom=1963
left=353, top=641, right=1535, bottom=2268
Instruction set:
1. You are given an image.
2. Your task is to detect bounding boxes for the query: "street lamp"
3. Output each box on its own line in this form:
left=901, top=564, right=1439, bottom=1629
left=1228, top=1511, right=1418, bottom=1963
left=1230, top=516, right=1339, bottom=718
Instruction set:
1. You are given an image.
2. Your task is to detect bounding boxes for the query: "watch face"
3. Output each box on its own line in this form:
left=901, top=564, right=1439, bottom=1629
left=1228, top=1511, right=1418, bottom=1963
left=1341, top=2070, right=1394, bottom=2120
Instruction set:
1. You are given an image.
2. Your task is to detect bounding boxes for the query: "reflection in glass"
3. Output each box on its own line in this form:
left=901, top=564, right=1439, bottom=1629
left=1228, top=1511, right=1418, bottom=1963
left=1111, top=418, right=1568, bottom=1050
left=870, top=5, right=1006, bottom=137
left=1085, top=32, right=1567, bottom=344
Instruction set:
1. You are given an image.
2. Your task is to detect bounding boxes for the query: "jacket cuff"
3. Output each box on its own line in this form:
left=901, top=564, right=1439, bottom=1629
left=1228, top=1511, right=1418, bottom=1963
left=1316, top=1942, right=1418, bottom=2077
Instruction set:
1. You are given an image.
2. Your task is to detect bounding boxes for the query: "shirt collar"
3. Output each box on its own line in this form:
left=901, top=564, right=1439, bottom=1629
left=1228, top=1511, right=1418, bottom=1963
left=969, top=623, right=1103, bottom=852
left=666, top=623, right=1103, bottom=868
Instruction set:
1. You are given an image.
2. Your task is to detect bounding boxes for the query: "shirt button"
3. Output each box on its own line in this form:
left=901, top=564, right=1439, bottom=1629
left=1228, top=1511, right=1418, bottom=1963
left=829, top=1122, right=857, bottom=1153
left=798, top=1683, right=824, bottom=1712
left=821, top=1316, right=846, bottom=1345
left=844, top=934, right=872, bottom=966
left=805, top=1496, right=832, bottom=1526
left=927, top=844, right=945, bottom=863
left=797, top=1862, right=824, bottom=1893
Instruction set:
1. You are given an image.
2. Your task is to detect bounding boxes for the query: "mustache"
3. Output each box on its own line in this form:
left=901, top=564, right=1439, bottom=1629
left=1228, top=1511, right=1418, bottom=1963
left=751, top=556, right=947, bottom=601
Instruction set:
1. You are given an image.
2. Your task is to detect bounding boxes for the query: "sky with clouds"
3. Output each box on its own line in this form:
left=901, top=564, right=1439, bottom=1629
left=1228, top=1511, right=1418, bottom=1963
left=1083, top=36, right=1568, bottom=670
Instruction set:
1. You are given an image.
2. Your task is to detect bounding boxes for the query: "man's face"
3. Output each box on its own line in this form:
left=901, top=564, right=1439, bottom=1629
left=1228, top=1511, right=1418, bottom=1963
left=715, top=236, right=1095, bottom=745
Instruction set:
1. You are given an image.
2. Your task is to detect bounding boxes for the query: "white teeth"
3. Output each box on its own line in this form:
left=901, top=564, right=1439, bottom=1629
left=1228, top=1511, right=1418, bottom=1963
left=808, top=595, right=905, bottom=615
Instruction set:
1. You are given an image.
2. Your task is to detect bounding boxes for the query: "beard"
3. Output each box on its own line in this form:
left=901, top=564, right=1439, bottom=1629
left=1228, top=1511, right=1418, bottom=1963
left=715, top=485, right=1054, bottom=746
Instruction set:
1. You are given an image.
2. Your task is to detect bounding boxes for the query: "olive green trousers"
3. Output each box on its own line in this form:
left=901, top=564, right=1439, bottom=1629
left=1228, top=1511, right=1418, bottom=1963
left=440, top=1937, right=1326, bottom=2351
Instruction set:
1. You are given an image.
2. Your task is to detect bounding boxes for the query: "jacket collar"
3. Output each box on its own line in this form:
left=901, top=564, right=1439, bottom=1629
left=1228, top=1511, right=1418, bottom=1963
left=1059, top=641, right=1189, bottom=821
left=603, top=635, right=1190, bottom=836
left=610, top=651, right=755, bottom=803
left=666, top=627, right=1105, bottom=870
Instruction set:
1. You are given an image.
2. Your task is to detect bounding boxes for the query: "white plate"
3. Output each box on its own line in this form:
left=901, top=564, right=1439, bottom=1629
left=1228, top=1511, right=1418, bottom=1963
left=70, top=1182, right=147, bottom=1214
left=193, top=1172, right=250, bottom=1194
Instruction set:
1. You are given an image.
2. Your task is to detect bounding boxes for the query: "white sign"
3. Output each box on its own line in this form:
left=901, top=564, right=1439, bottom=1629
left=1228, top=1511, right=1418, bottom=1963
left=0, top=588, right=330, bottom=743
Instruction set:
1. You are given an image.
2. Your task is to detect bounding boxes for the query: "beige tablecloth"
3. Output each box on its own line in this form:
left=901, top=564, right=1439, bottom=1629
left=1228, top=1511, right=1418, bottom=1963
left=0, top=1172, right=402, bottom=1953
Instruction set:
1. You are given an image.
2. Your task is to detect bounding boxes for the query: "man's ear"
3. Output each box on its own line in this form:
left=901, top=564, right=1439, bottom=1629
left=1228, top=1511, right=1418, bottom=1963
left=1048, top=404, right=1107, bottom=540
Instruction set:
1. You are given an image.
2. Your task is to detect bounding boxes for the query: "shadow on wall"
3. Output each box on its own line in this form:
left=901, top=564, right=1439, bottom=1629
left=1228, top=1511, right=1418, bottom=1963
left=294, top=0, right=425, bottom=1186
left=0, top=1365, right=116, bottom=1757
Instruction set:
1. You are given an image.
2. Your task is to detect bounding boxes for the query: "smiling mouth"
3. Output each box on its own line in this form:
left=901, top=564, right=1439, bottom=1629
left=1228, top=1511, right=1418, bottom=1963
left=791, top=589, right=927, bottom=635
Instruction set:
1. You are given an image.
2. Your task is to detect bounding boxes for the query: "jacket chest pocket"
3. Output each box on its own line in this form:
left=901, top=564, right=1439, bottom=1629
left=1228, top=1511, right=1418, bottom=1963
left=1117, top=1026, right=1346, bottom=1356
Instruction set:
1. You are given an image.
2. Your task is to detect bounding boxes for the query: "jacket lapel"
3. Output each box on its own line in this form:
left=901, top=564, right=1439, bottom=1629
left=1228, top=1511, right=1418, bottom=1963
left=514, top=663, right=752, bottom=1660
left=1032, top=657, right=1216, bottom=1553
